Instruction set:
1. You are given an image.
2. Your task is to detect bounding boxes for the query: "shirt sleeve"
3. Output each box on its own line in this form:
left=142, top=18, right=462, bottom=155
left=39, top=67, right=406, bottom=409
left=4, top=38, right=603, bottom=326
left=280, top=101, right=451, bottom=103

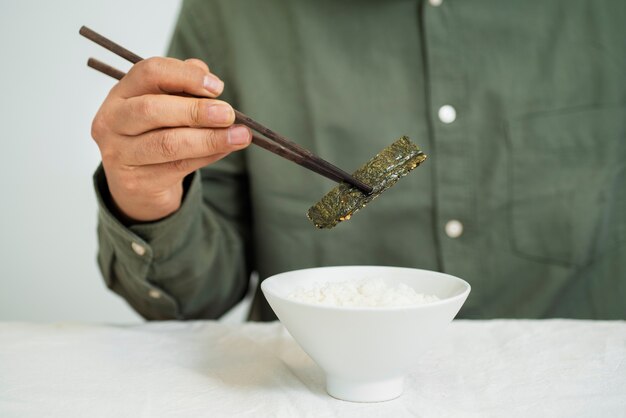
left=93, top=0, right=253, bottom=320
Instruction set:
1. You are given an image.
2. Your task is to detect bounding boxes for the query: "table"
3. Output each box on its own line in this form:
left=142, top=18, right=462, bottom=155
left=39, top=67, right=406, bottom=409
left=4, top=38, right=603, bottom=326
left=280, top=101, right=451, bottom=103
left=1, top=320, right=624, bottom=417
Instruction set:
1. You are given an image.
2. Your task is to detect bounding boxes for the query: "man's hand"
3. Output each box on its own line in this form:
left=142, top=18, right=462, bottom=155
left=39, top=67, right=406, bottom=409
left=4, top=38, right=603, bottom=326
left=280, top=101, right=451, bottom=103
left=91, top=57, right=251, bottom=222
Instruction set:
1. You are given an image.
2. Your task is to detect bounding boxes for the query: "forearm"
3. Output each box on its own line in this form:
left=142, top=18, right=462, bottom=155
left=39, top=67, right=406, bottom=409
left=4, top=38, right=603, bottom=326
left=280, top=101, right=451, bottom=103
left=94, top=165, right=251, bottom=320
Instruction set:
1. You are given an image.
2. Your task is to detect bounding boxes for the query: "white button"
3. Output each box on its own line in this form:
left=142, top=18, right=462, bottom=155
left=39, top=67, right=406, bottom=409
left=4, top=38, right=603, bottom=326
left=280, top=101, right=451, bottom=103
left=148, top=289, right=162, bottom=299
left=429, top=0, right=443, bottom=6
left=131, top=242, right=146, bottom=256
left=445, top=220, right=463, bottom=238
left=438, top=105, right=457, bottom=124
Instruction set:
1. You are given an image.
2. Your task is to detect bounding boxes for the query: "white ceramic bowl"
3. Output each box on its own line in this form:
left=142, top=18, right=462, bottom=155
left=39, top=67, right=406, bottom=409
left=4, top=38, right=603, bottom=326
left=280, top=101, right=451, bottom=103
left=261, top=266, right=470, bottom=402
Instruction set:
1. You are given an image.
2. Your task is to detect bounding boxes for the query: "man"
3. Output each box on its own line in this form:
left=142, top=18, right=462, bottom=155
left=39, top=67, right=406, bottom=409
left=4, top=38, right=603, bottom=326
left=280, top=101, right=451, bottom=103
left=91, top=0, right=626, bottom=320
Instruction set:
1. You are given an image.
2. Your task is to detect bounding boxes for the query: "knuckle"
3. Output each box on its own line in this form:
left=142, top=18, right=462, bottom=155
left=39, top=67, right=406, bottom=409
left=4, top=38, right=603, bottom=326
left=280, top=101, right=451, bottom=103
left=185, top=58, right=209, bottom=72
left=188, top=99, right=204, bottom=126
left=91, top=101, right=120, bottom=141
left=202, top=130, right=221, bottom=154
left=157, top=130, right=180, bottom=159
left=134, top=97, right=155, bottom=120
left=90, top=113, right=108, bottom=141
left=100, top=145, right=121, bottom=165
left=136, top=57, right=164, bottom=82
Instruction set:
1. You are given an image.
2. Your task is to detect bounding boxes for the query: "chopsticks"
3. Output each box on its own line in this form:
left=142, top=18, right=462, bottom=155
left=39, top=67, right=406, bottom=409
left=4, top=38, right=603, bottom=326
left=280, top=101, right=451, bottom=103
left=80, top=26, right=373, bottom=195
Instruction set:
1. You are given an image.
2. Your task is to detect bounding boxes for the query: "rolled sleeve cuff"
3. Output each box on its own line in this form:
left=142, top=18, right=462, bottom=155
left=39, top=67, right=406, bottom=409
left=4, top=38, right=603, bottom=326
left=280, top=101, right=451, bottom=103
left=93, top=165, right=202, bottom=319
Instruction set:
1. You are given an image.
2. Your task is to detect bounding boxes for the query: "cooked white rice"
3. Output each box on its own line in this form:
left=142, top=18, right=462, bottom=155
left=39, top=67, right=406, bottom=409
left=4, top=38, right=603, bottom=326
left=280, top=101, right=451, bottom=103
left=288, top=278, right=439, bottom=307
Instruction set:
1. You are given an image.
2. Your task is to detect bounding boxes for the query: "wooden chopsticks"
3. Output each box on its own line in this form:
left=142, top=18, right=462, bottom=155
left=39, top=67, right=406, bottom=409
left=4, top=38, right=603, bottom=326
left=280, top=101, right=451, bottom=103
left=80, top=26, right=373, bottom=195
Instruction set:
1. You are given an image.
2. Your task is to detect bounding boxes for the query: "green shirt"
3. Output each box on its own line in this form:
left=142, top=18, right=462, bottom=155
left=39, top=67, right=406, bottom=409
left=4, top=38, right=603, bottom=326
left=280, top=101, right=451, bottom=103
left=94, top=0, right=626, bottom=321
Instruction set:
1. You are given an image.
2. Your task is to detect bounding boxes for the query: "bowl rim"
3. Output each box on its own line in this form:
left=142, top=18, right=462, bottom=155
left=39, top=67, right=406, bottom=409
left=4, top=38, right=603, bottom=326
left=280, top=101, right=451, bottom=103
left=260, top=265, right=471, bottom=312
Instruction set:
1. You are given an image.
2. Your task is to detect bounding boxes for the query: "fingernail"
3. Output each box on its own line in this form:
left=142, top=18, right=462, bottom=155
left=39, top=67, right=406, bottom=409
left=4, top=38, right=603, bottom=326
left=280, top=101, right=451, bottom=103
left=203, top=74, right=224, bottom=94
left=228, top=126, right=251, bottom=145
left=207, top=104, right=233, bottom=124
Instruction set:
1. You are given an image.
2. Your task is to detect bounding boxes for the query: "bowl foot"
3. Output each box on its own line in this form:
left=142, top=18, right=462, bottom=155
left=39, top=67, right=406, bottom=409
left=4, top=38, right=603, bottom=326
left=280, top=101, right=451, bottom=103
left=326, top=375, right=404, bottom=402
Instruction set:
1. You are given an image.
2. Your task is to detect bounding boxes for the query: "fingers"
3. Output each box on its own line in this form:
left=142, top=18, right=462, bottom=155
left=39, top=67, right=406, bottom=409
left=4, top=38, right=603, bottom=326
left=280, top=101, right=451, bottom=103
left=185, top=58, right=210, bottom=73
left=113, top=57, right=223, bottom=98
left=105, top=153, right=230, bottom=221
left=136, top=154, right=231, bottom=187
left=121, top=125, right=252, bottom=165
left=112, top=95, right=236, bottom=135
left=91, top=55, right=237, bottom=223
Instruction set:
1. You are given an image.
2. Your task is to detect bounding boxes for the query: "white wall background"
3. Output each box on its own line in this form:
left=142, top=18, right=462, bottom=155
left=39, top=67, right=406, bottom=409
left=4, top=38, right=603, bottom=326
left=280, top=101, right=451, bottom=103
left=0, top=1, right=183, bottom=323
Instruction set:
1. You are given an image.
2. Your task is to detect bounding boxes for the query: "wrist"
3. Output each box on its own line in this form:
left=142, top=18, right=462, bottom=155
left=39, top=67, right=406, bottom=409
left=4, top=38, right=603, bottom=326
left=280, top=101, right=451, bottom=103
left=109, top=183, right=183, bottom=224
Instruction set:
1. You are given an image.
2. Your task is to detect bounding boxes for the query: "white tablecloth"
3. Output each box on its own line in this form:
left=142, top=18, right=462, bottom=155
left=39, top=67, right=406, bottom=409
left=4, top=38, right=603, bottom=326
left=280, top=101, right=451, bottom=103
left=1, top=320, right=624, bottom=417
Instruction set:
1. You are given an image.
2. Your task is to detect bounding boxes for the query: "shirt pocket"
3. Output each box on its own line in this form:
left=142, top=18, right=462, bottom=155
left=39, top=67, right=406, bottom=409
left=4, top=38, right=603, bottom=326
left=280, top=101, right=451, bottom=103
left=507, top=105, right=626, bottom=267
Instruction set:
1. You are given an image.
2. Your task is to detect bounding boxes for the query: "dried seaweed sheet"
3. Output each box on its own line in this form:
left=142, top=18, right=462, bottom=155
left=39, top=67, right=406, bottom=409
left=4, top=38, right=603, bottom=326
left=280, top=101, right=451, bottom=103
left=307, top=136, right=427, bottom=229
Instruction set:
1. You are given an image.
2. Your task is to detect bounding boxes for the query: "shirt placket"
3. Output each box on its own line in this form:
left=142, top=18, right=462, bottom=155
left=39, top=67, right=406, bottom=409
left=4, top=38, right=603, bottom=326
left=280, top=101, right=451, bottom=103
left=422, top=0, right=476, bottom=278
